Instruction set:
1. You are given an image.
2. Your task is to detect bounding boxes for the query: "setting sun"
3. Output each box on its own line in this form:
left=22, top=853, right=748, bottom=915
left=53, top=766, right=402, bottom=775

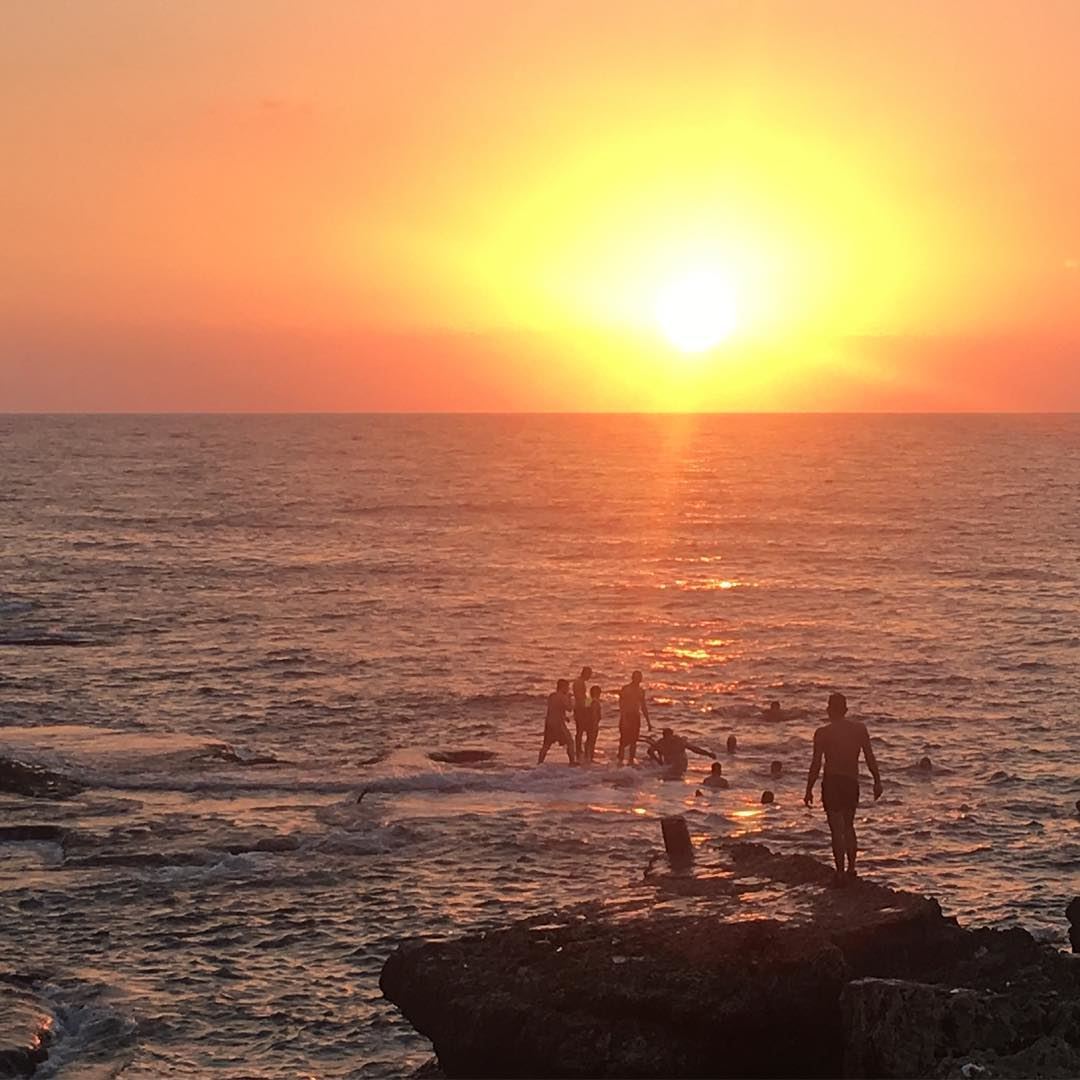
left=654, top=269, right=739, bottom=354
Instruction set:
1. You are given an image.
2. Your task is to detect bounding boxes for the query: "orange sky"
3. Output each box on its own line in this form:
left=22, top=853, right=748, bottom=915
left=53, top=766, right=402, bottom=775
left=2, top=1, right=1079, bottom=411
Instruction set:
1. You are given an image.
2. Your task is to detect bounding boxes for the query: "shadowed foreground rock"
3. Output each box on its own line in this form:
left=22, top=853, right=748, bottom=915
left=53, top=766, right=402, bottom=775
left=0, top=982, right=54, bottom=1077
left=381, top=842, right=1080, bottom=1078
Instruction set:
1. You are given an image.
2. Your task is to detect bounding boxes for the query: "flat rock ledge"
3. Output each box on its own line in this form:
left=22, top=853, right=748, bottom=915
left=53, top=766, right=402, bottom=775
left=380, top=842, right=1080, bottom=1079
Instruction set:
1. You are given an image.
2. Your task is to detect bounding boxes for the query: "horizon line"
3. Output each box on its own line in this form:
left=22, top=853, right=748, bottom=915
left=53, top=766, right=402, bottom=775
left=2, top=410, right=1079, bottom=418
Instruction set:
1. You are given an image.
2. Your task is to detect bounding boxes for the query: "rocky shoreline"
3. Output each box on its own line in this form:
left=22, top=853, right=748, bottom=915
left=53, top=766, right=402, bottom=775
left=0, top=979, right=53, bottom=1078
left=0, top=757, right=84, bottom=801
left=381, top=841, right=1080, bottom=1078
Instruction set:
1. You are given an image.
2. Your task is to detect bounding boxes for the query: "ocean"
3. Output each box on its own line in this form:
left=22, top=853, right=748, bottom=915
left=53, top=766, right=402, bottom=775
left=1, top=413, right=1078, bottom=1077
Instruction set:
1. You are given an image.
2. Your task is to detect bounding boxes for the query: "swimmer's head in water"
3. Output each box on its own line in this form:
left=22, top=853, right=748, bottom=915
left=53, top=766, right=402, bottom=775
left=661, top=727, right=674, bottom=738
left=770, top=760, right=783, bottom=776
left=827, top=692, right=848, bottom=719
left=631, top=670, right=643, bottom=684
left=711, top=762, right=723, bottom=774
left=761, top=790, right=775, bottom=804
left=726, top=734, right=737, bottom=750
left=581, top=666, right=592, bottom=679
left=918, top=755, right=932, bottom=770
left=768, top=701, right=781, bottom=712
left=556, top=678, right=569, bottom=692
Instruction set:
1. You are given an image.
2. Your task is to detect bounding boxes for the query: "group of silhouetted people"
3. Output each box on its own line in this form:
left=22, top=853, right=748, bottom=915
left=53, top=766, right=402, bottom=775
left=541, top=673, right=887, bottom=886
left=540, top=667, right=654, bottom=766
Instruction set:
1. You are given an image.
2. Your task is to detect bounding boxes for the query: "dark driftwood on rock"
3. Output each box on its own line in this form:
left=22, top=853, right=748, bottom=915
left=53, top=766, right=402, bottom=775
left=380, top=842, right=1080, bottom=1079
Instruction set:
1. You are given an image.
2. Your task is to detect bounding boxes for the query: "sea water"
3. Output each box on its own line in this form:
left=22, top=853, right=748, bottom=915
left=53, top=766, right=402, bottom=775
left=1, top=413, right=1078, bottom=1077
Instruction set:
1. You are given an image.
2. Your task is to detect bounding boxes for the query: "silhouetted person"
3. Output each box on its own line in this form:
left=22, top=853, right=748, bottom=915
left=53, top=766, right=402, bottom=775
left=572, top=666, right=593, bottom=760
left=726, top=734, right=738, bottom=754
left=644, top=734, right=664, bottom=766
left=582, top=685, right=602, bottom=763
left=703, top=762, right=729, bottom=789
left=764, top=701, right=783, bottom=721
left=804, top=692, right=882, bottom=884
left=761, top=789, right=775, bottom=805
left=617, top=670, right=651, bottom=765
left=539, top=679, right=575, bottom=764
left=770, top=760, right=783, bottom=778
left=917, top=755, right=933, bottom=772
left=653, top=727, right=714, bottom=779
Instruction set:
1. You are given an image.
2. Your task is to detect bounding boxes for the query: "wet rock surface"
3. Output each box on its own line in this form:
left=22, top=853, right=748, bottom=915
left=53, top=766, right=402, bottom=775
left=0, top=980, right=54, bottom=1077
left=0, top=758, right=85, bottom=800
left=381, top=842, right=1080, bottom=1078
left=428, top=750, right=498, bottom=765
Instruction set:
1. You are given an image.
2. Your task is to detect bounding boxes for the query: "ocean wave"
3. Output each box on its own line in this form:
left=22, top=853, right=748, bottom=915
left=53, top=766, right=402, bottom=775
left=0, top=635, right=99, bottom=648
left=29, top=977, right=138, bottom=1080
left=307, top=821, right=419, bottom=857
left=0, top=597, right=36, bottom=616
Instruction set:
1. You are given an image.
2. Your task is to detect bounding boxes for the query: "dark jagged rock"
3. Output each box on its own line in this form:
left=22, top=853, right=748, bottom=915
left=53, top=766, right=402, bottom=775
left=383, top=917, right=846, bottom=1078
left=0, top=825, right=67, bottom=844
left=381, top=842, right=1080, bottom=1079
left=0, top=758, right=85, bottom=800
left=428, top=750, right=497, bottom=765
left=843, top=978, right=1080, bottom=1078
left=0, top=982, right=54, bottom=1076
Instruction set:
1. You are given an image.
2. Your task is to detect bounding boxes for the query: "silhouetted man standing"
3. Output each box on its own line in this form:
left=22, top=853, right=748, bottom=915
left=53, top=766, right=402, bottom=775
left=539, top=679, right=575, bottom=764
left=804, top=692, right=882, bottom=884
left=572, top=666, right=593, bottom=761
left=617, top=670, right=651, bottom=765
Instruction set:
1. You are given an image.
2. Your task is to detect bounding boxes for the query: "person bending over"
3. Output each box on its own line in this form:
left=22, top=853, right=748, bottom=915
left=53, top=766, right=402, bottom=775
left=804, top=692, right=882, bottom=884
left=653, top=727, right=715, bottom=779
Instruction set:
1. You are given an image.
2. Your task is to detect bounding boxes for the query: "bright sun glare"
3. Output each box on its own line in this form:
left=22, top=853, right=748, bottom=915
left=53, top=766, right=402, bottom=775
left=654, top=269, right=738, bottom=354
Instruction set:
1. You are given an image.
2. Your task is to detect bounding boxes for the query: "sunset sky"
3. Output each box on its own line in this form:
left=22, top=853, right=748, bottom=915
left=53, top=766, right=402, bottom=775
left=2, top=1, right=1079, bottom=411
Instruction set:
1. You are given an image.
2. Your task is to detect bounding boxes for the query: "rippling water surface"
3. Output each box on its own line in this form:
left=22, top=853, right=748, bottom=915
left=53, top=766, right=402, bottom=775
left=1, top=414, right=1078, bottom=1077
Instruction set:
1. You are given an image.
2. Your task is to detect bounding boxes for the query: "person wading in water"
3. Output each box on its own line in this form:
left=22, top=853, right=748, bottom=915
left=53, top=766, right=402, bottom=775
left=617, top=670, right=651, bottom=766
left=804, top=692, right=883, bottom=885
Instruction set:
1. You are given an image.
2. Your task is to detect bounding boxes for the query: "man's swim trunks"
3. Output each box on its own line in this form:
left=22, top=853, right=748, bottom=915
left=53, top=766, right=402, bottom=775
left=821, top=773, right=860, bottom=815
left=544, top=719, right=571, bottom=746
left=619, top=714, right=641, bottom=745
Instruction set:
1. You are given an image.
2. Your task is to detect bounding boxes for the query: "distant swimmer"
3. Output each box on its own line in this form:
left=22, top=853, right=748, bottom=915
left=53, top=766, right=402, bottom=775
left=917, top=755, right=933, bottom=772
left=763, top=701, right=784, bottom=721
left=583, top=684, right=602, bottom=763
left=653, top=727, right=715, bottom=779
left=572, top=666, right=593, bottom=762
left=617, top=670, right=651, bottom=766
left=703, top=762, right=729, bottom=789
left=770, top=760, right=783, bottom=778
left=726, top=734, right=738, bottom=754
left=761, top=789, right=775, bottom=805
left=539, top=679, right=576, bottom=764
left=804, top=692, right=883, bottom=885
